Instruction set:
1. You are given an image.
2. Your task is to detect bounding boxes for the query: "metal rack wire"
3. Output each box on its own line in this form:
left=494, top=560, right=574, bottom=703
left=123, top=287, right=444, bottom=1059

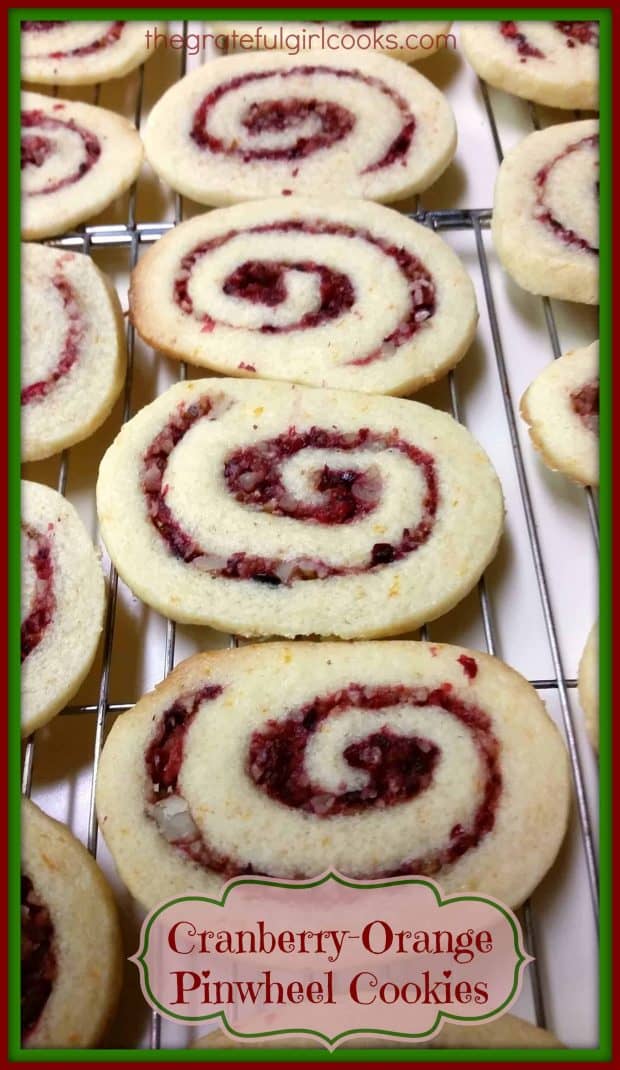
left=21, top=29, right=599, bottom=1051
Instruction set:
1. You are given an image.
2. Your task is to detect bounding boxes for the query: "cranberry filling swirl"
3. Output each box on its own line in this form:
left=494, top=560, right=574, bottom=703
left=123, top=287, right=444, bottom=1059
left=21, top=108, right=101, bottom=196
left=534, top=134, right=599, bottom=254
left=21, top=874, right=57, bottom=1040
left=21, top=20, right=126, bottom=58
left=140, top=395, right=438, bottom=586
left=21, top=524, right=56, bottom=663
left=145, top=680, right=501, bottom=880
left=173, top=219, right=435, bottom=367
left=571, top=378, right=599, bottom=433
left=190, top=65, right=415, bottom=173
left=21, top=266, right=84, bottom=405
left=500, top=20, right=599, bottom=59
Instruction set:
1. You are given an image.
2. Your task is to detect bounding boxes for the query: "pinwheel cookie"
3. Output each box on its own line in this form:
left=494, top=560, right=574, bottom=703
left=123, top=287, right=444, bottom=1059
left=96, top=641, right=570, bottom=911
left=578, top=623, right=598, bottom=751
left=21, top=481, right=105, bottom=736
left=21, top=20, right=165, bottom=86
left=22, top=244, right=126, bottom=462
left=492, top=120, right=599, bottom=304
left=21, top=91, right=143, bottom=240
left=461, top=21, right=599, bottom=110
left=142, top=50, right=456, bottom=206
left=129, top=197, right=477, bottom=396
left=197, top=1013, right=561, bottom=1049
left=21, top=798, right=122, bottom=1048
left=217, top=20, right=454, bottom=64
left=96, top=379, right=503, bottom=639
left=520, top=341, right=599, bottom=486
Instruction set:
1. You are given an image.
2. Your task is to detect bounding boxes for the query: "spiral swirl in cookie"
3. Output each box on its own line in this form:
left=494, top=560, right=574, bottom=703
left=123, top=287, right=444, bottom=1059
left=21, top=523, right=55, bottom=663
left=130, top=199, right=477, bottom=395
left=21, top=92, right=143, bottom=240
left=492, top=120, right=599, bottom=304
left=97, top=379, right=504, bottom=638
left=21, top=875, right=57, bottom=1041
left=21, top=481, right=105, bottom=735
left=533, top=133, right=599, bottom=254
left=96, top=642, right=570, bottom=910
left=460, top=23, right=599, bottom=110
left=21, top=21, right=166, bottom=86
left=142, top=51, right=456, bottom=205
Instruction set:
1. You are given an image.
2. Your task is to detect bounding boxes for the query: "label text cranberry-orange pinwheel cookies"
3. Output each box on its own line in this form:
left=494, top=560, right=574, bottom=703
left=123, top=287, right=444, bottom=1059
left=96, top=379, right=504, bottom=639
left=129, top=197, right=477, bottom=396
left=492, top=120, right=599, bottom=304
left=142, top=50, right=456, bottom=206
left=96, top=641, right=570, bottom=911
left=21, top=91, right=143, bottom=240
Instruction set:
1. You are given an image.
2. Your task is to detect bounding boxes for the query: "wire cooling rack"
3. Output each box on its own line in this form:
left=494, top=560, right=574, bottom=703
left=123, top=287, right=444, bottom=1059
left=21, top=22, right=600, bottom=1051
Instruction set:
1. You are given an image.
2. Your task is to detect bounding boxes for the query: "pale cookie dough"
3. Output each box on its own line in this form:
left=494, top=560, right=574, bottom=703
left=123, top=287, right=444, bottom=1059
left=142, top=50, right=457, bottom=206
left=216, top=20, right=454, bottom=64
left=461, top=21, right=599, bottom=110
left=96, top=378, right=504, bottom=639
left=492, top=120, right=599, bottom=305
left=21, top=481, right=105, bottom=736
left=129, top=197, right=478, bottom=396
left=578, top=623, right=598, bottom=750
left=96, top=641, right=569, bottom=911
left=22, top=244, right=126, bottom=462
left=21, top=21, right=166, bottom=86
left=21, top=798, right=122, bottom=1048
left=520, top=341, right=599, bottom=486
left=197, top=1012, right=562, bottom=1049
left=21, top=91, right=143, bottom=240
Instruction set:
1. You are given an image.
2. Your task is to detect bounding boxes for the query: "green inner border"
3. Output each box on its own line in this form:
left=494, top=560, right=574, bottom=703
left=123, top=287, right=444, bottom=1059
left=9, top=6, right=611, bottom=1063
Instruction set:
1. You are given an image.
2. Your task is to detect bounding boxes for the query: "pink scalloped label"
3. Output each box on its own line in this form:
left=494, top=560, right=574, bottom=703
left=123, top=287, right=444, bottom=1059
left=131, top=872, right=531, bottom=1048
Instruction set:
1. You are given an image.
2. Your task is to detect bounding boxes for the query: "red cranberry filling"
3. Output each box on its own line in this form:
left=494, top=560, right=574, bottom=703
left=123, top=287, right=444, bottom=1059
left=48, top=21, right=125, bottom=58
left=21, top=874, right=57, bottom=1040
left=190, top=65, right=414, bottom=172
left=174, top=219, right=435, bottom=364
left=141, top=401, right=438, bottom=586
left=22, top=268, right=84, bottom=405
left=22, top=20, right=64, bottom=30
left=223, top=258, right=355, bottom=327
left=500, top=21, right=545, bottom=59
left=21, top=524, right=55, bottom=663
left=145, top=682, right=501, bottom=880
left=570, top=377, right=599, bottom=433
left=554, top=21, right=599, bottom=47
left=21, top=109, right=101, bottom=194
left=21, top=134, right=52, bottom=169
left=534, top=134, right=599, bottom=254
left=458, top=654, right=478, bottom=680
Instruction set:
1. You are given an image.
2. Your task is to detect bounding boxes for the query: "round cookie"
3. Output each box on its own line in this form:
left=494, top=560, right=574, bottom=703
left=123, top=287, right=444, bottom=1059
left=142, top=50, right=456, bottom=206
left=520, top=341, right=599, bottom=487
left=460, top=21, right=599, bottom=110
left=21, top=91, right=143, bottom=240
left=21, top=798, right=122, bottom=1048
left=216, top=20, right=454, bottom=64
left=21, top=481, right=105, bottom=736
left=21, top=20, right=166, bottom=86
left=197, top=1012, right=561, bottom=1049
left=129, top=197, right=478, bottom=396
left=96, top=378, right=504, bottom=639
left=96, top=641, right=570, bottom=911
left=578, top=623, right=598, bottom=751
left=492, top=120, right=599, bottom=305
left=22, top=244, right=126, bottom=462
